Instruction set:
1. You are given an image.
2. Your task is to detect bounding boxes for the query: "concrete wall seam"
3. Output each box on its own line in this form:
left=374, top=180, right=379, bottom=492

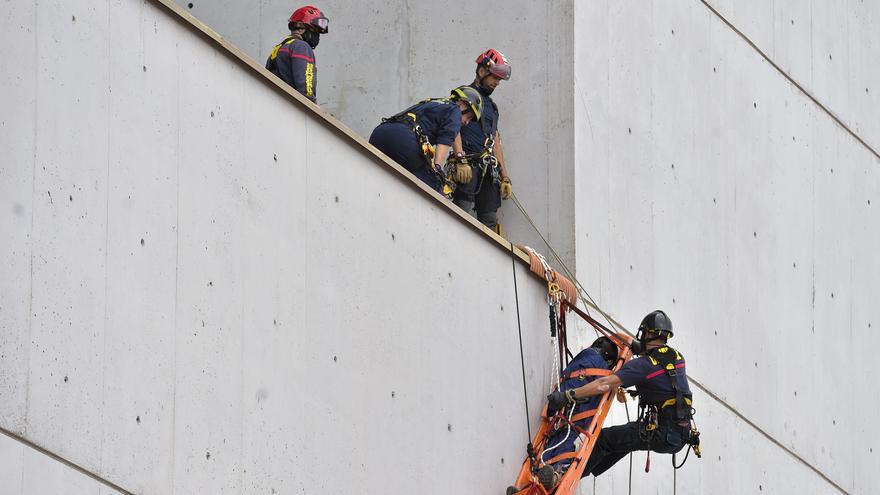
left=0, top=427, right=134, bottom=495
left=699, top=0, right=880, bottom=161
left=687, top=377, right=849, bottom=495
left=0, top=0, right=560, bottom=492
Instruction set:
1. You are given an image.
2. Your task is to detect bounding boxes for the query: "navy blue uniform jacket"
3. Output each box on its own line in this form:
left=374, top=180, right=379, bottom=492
left=266, top=35, right=317, bottom=102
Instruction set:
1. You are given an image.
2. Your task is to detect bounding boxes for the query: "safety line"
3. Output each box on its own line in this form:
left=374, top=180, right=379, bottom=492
left=509, top=241, right=532, bottom=442
left=510, top=192, right=626, bottom=336
left=699, top=0, right=880, bottom=162
left=686, top=376, right=850, bottom=494
left=0, top=427, right=136, bottom=495
left=507, top=194, right=850, bottom=494
left=625, top=401, right=633, bottom=495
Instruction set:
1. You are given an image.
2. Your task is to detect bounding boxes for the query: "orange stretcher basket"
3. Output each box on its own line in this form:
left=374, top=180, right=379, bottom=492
left=508, top=301, right=633, bottom=495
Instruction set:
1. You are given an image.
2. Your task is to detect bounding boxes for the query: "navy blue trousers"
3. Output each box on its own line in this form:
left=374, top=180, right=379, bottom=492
left=452, top=160, right=501, bottom=227
left=369, top=122, right=441, bottom=192
left=582, top=418, right=690, bottom=477
left=541, top=399, right=600, bottom=468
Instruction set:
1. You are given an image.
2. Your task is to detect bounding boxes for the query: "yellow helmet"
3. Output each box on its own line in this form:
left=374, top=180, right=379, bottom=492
left=450, top=86, right=483, bottom=121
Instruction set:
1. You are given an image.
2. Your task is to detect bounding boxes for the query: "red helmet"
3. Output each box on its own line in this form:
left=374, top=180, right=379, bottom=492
left=289, top=5, right=329, bottom=33
left=475, top=48, right=511, bottom=80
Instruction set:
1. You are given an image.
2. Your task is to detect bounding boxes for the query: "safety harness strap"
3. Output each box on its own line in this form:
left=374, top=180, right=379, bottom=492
left=645, top=346, right=691, bottom=421
left=564, top=368, right=613, bottom=381
left=266, top=36, right=298, bottom=70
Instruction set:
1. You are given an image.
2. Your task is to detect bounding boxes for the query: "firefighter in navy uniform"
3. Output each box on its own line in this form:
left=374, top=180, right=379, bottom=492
left=369, top=87, right=483, bottom=193
left=450, top=49, right=513, bottom=232
left=266, top=6, right=329, bottom=102
left=550, top=310, right=700, bottom=478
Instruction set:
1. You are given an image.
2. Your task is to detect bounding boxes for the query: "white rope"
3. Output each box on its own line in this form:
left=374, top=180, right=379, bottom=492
left=540, top=402, right=576, bottom=466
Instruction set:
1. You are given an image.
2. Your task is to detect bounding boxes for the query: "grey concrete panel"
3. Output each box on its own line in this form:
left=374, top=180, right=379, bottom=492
left=706, top=0, right=880, bottom=152
left=0, top=0, right=36, bottom=435
left=0, top=433, right=127, bottom=495
left=1, top=0, right=556, bottom=493
left=575, top=1, right=877, bottom=492
left=172, top=0, right=578, bottom=271
left=24, top=0, right=112, bottom=473
left=97, top=2, right=183, bottom=493
left=584, top=393, right=844, bottom=494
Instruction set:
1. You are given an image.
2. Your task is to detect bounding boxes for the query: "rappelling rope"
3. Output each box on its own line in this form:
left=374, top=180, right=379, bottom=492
left=509, top=192, right=629, bottom=337
left=509, top=240, right=532, bottom=442
left=625, top=399, right=633, bottom=495
left=519, top=245, right=567, bottom=389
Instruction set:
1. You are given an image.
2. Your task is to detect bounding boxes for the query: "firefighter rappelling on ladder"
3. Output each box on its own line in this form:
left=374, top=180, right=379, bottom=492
left=507, top=247, right=700, bottom=495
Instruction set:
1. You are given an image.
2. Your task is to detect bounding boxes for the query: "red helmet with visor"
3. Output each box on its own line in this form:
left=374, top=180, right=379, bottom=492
left=475, top=48, right=511, bottom=80
left=289, top=5, right=329, bottom=33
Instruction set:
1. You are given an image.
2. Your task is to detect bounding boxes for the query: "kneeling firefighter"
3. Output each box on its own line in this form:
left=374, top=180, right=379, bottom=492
left=369, top=87, right=483, bottom=193
left=549, top=310, right=701, bottom=478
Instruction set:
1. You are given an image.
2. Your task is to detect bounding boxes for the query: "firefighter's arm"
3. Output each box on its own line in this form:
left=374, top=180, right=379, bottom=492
left=570, top=374, right=623, bottom=400
left=289, top=42, right=316, bottom=101
left=433, top=143, right=451, bottom=172
left=452, top=135, right=464, bottom=156
left=495, top=132, right=512, bottom=199
left=449, top=135, right=472, bottom=183
left=495, top=131, right=509, bottom=179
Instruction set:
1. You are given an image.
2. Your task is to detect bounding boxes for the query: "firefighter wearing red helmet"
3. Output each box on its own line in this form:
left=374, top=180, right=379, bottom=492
left=265, top=6, right=329, bottom=102
left=450, top=49, right=513, bottom=233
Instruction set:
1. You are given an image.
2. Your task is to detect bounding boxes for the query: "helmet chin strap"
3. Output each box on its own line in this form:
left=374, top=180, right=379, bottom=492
left=631, top=331, right=665, bottom=355
left=475, top=69, right=495, bottom=95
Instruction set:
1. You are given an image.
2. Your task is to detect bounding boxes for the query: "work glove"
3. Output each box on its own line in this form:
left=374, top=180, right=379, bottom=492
left=546, top=389, right=576, bottom=415
left=500, top=177, right=512, bottom=200
left=454, top=161, right=473, bottom=184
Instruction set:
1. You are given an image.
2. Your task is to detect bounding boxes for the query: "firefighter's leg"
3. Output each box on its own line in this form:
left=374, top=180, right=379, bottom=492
left=583, top=421, right=650, bottom=477
left=474, top=181, right=501, bottom=229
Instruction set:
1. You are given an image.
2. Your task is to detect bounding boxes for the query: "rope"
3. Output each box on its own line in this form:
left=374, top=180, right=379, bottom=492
left=625, top=400, right=633, bottom=495
left=540, top=407, right=576, bottom=466
left=509, top=192, right=628, bottom=337
left=519, top=245, right=578, bottom=306
left=674, top=462, right=678, bottom=494
left=510, top=241, right=532, bottom=441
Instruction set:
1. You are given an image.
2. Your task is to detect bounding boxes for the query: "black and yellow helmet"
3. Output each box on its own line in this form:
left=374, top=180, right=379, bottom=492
left=638, top=310, right=673, bottom=339
left=450, top=86, right=483, bottom=121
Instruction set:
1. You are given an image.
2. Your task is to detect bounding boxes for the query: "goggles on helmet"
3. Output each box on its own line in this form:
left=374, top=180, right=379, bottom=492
left=309, top=16, right=329, bottom=33
left=487, top=62, right=511, bottom=80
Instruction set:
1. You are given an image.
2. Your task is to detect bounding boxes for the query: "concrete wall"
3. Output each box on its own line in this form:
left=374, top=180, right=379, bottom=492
left=707, top=0, right=880, bottom=153
left=0, top=1, right=558, bottom=493
left=574, top=1, right=878, bottom=493
left=4, top=0, right=878, bottom=494
left=173, top=0, right=578, bottom=270
left=0, top=432, right=126, bottom=495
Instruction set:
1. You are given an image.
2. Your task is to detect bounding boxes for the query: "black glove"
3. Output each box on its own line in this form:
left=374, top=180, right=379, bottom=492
left=547, top=389, right=576, bottom=415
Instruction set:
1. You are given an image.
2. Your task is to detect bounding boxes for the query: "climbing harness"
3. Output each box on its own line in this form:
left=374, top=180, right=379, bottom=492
left=266, top=36, right=293, bottom=72
left=382, top=101, right=457, bottom=196
left=458, top=134, right=500, bottom=197
left=630, top=346, right=702, bottom=472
